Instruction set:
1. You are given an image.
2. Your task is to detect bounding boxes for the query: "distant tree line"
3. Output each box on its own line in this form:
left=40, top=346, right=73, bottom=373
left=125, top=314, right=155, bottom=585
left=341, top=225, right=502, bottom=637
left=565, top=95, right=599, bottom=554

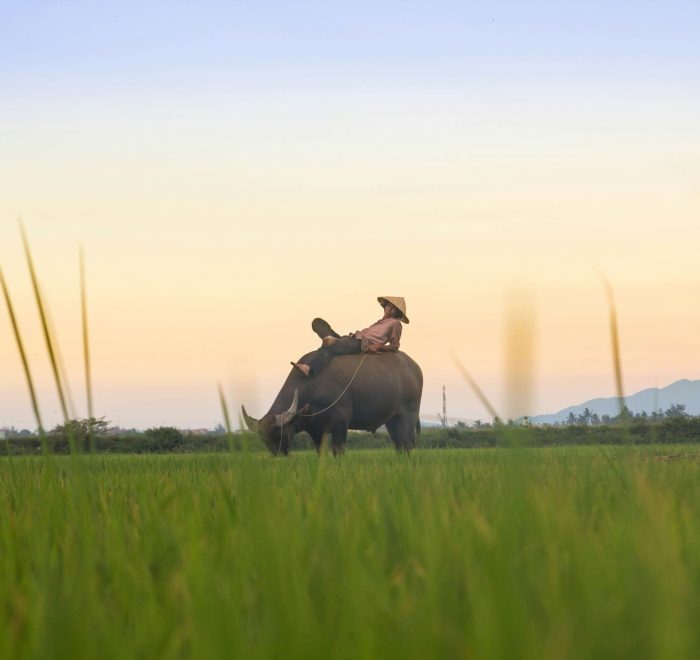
left=0, top=419, right=269, bottom=455
left=416, top=415, right=700, bottom=449
left=559, top=403, right=690, bottom=426
left=2, top=409, right=700, bottom=454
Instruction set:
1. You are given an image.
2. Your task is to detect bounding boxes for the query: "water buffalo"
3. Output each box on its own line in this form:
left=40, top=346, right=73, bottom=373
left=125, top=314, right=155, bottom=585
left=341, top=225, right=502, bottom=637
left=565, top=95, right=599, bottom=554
left=241, top=351, right=423, bottom=455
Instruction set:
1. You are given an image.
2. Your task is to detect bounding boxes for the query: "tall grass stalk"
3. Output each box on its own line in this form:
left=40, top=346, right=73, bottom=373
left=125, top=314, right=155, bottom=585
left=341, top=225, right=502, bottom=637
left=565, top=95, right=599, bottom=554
left=80, top=245, right=94, bottom=421
left=19, top=221, right=70, bottom=423
left=503, top=286, right=536, bottom=423
left=600, top=273, right=626, bottom=413
left=0, top=266, right=45, bottom=438
left=79, top=246, right=96, bottom=453
left=217, top=383, right=236, bottom=451
left=51, top=312, right=78, bottom=421
left=449, top=354, right=500, bottom=421
left=450, top=354, right=530, bottom=448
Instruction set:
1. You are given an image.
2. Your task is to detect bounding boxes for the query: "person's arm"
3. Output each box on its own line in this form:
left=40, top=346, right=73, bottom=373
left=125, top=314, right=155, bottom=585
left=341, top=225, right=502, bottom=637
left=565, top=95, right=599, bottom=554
left=385, top=320, right=401, bottom=351
left=365, top=342, right=392, bottom=353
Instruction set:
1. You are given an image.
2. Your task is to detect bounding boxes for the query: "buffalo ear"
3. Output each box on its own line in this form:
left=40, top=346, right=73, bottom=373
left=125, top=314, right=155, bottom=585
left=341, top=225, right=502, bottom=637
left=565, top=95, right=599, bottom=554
left=299, top=404, right=312, bottom=417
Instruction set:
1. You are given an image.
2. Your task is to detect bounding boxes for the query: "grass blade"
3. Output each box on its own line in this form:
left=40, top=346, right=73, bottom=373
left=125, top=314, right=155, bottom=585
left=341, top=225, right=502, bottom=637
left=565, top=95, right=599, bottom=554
left=450, top=353, right=501, bottom=421
left=0, top=266, right=45, bottom=436
left=503, top=286, right=536, bottom=423
left=19, top=220, right=70, bottom=423
left=598, top=273, right=630, bottom=481
left=599, top=273, right=625, bottom=415
left=80, top=245, right=94, bottom=420
left=218, top=383, right=236, bottom=451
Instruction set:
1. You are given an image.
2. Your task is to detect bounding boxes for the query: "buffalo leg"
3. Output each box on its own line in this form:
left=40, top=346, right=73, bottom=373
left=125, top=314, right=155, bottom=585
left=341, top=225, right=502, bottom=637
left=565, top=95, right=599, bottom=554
left=386, top=414, right=417, bottom=453
left=330, top=424, right=348, bottom=456
left=309, top=430, right=325, bottom=455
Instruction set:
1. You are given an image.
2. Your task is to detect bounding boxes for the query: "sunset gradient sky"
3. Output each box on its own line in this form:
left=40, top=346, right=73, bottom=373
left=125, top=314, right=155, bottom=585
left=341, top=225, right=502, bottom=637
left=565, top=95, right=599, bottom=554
left=1, top=1, right=699, bottom=429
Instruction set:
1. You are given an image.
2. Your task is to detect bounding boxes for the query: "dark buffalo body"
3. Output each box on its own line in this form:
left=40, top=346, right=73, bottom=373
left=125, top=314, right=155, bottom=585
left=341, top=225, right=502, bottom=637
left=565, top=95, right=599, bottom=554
left=242, top=351, right=423, bottom=455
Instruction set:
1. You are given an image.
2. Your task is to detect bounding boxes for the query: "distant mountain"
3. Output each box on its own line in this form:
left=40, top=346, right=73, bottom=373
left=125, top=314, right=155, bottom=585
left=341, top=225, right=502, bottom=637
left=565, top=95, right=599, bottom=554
left=531, top=379, right=700, bottom=425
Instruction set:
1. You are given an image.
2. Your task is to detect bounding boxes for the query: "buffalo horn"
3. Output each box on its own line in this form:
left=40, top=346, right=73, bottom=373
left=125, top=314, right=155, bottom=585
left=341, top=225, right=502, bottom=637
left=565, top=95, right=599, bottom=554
left=276, top=389, right=300, bottom=427
left=285, top=389, right=299, bottom=417
left=241, top=405, right=260, bottom=433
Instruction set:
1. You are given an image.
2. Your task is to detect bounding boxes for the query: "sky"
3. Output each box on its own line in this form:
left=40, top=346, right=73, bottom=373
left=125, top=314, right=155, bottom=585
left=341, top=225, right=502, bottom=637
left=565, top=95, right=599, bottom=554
left=1, top=1, right=699, bottom=429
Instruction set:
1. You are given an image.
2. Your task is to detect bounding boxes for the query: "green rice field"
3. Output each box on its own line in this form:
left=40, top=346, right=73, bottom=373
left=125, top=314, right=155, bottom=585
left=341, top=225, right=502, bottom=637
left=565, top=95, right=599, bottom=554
left=2, top=446, right=700, bottom=659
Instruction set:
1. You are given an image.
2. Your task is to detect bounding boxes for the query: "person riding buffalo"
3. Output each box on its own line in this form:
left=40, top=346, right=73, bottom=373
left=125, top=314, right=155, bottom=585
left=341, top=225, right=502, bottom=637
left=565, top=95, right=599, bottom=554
left=291, top=296, right=409, bottom=377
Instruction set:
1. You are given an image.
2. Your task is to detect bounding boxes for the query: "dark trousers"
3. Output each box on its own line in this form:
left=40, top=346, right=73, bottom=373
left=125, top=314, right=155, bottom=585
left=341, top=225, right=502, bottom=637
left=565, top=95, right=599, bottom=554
left=304, top=337, right=362, bottom=376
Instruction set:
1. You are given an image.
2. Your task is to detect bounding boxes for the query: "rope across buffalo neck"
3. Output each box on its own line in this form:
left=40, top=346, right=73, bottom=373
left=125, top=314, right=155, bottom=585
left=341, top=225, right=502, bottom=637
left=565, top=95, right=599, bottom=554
left=301, top=353, right=368, bottom=418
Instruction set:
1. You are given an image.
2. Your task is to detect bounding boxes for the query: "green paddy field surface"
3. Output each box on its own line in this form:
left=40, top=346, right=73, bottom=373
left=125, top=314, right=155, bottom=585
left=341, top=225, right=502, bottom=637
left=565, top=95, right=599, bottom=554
left=2, top=446, right=700, bottom=659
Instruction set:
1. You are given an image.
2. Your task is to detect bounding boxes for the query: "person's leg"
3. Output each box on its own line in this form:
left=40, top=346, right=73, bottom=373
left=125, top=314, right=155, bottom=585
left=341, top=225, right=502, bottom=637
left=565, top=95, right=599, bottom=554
left=327, top=337, right=362, bottom=356
left=311, top=318, right=341, bottom=340
left=292, top=337, right=361, bottom=376
left=295, top=348, right=333, bottom=375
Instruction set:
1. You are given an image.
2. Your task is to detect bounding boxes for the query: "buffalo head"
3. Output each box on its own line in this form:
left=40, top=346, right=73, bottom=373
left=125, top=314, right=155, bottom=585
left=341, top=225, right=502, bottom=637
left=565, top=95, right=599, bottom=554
left=241, top=389, right=310, bottom=455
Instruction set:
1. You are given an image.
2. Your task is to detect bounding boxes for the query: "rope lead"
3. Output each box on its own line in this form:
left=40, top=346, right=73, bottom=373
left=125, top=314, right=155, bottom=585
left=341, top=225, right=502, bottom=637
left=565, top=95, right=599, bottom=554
left=302, top=353, right=368, bottom=418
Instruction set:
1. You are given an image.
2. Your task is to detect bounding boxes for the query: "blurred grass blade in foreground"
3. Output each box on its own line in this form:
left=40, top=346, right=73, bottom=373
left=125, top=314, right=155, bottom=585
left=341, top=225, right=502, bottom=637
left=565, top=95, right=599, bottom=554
left=450, top=353, right=500, bottom=422
left=0, top=265, right=45, bottom=435
left=19, top=221, right=71, bottom=423
left=599, top=273, right=626, bottom=416
left=80, top=245, right=94, bottom=420
left=503, top=286, right=536, bottom=423
left=218, top=382, right=236, bottom=451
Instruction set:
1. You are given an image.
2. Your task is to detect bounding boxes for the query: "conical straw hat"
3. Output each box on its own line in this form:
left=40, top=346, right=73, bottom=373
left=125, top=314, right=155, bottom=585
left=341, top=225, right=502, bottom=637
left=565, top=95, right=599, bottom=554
left=378, top=296, right=409, bottom=324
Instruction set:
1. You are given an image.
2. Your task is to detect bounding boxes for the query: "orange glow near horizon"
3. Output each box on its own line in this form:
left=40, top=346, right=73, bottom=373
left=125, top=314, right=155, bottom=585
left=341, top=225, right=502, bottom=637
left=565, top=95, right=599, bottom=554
left=1, top=208, right=698, bottom=429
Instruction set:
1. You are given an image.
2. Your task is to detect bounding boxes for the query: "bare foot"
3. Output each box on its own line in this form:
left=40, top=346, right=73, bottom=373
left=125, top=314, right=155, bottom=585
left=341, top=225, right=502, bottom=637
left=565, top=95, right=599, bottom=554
left=290, top=362, right=311, bottom=376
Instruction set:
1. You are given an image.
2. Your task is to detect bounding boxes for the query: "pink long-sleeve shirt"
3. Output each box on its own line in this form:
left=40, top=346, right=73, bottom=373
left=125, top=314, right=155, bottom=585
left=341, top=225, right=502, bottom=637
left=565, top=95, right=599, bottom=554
left=353, top=317, right=402, bottom=352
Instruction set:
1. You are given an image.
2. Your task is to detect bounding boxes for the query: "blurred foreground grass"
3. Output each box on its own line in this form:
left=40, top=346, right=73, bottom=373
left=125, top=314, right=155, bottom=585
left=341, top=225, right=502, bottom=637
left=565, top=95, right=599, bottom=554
left=1, top=447, right=699, bottom=659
